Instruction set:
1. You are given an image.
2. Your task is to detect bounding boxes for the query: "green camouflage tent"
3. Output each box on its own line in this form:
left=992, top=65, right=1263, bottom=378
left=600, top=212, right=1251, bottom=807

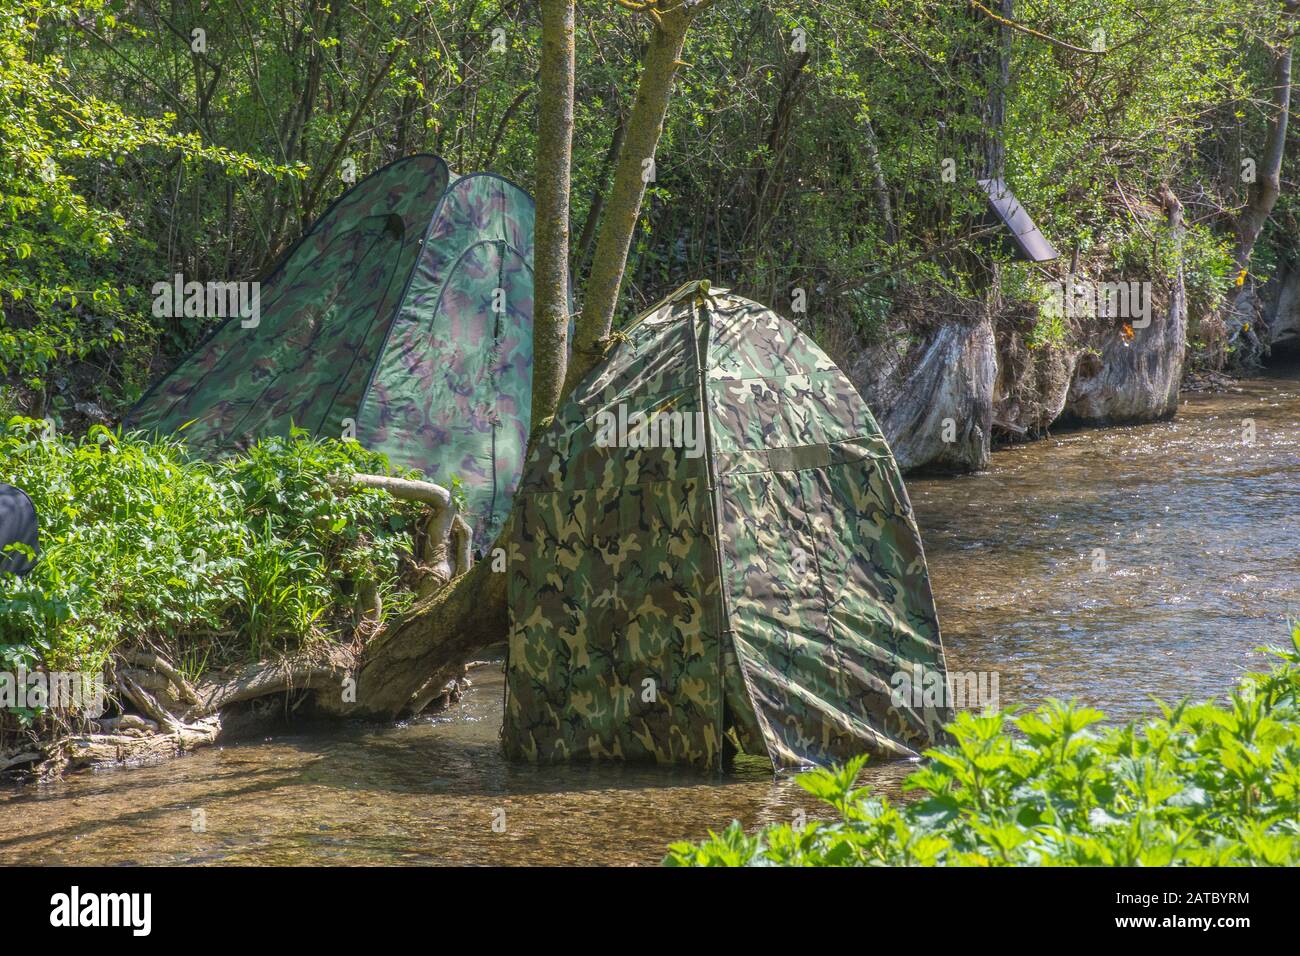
left=503, top=282, right=951, bottom=771
left=126, top=154, right=535, bottom=546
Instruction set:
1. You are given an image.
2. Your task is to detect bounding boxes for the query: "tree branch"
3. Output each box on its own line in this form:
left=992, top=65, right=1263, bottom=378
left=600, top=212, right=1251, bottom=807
left=968, top=0, right=1105, bottom=56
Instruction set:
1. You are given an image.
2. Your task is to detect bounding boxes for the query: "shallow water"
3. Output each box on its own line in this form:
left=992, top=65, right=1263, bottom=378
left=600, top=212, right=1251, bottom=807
left=2, top=372, right=1298, bottom=865
left=918, top=370, right=1300, bottom=720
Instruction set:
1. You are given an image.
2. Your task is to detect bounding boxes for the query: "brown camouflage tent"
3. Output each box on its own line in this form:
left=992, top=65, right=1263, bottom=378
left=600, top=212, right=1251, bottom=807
left=503, top=282, right=952, bottom=771
left=126, top=154, right=535, bottom=546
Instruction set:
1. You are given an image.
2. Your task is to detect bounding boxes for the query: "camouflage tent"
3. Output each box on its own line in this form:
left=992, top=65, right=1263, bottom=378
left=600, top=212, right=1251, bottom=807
left=126, top=154, right=535, bottom=546
left=503, top=282, right=952, bottom=771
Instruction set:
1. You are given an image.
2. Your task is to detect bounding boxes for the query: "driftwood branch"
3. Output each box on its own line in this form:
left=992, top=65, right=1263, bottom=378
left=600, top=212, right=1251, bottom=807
left=451, top=515, right=473, bottom=578
left=328, top=473, right=451, bottom=508
left=57, top=716, right=222, bottom=773
left=357, top=578, right=383, bottom=637
left=117, top=669, right=183, bottom=733
left=329, top=472, right=472, bottom=595
left=190, top=661, right=340, bottom=716
left=121, top=650, right=199, bottom=704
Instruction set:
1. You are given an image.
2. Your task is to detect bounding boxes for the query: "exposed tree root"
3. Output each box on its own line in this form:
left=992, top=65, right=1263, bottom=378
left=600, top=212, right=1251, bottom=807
left=186, top=659, right=342, bottom=716
left=1, top=748, right=41, bottom=773
left=341, top=536, right=506, bottom=720
left=53, top=716, right=223, bottom=774
left=4, top=471, right=478, bottom=781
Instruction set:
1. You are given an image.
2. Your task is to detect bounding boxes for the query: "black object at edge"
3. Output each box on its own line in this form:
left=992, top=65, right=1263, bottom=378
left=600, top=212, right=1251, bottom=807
left=0, top=483, right=39, bottom=577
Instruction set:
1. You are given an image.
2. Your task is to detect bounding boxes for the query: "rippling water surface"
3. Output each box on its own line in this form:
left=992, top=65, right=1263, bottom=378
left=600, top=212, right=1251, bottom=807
left=2, top=372, right=1297, bottom=865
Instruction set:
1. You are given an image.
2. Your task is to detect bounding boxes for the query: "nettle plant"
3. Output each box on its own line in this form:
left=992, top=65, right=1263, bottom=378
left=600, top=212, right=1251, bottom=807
left=666, top=626, right=1300, bottom=866
left=0, top=418, right=422, bottom=672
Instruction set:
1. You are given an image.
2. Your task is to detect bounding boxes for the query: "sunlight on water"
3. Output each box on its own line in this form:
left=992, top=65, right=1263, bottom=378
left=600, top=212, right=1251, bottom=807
left=914, top=371, right=1300, bottom=722
left=2, top=372, right=1297, bottom=865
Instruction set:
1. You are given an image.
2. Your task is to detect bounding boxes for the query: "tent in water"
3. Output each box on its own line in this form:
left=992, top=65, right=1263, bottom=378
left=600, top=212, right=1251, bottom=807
left=503, top=282, right=952, bottom=770
left=126, top=154, right=536, bottom=546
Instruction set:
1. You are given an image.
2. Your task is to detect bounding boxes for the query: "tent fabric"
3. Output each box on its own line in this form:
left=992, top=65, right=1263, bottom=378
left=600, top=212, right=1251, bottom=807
left=125, top=155, right=536, bottom=546
left=0, top=483, right=39, bottom=577
left=357, top=173, right=535, bottom=545
left=503, top=283, right=952, bottom=771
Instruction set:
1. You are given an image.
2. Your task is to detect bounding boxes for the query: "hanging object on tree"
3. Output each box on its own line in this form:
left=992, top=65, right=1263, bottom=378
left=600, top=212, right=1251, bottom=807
left=977, top=177, right=1060, bottom=263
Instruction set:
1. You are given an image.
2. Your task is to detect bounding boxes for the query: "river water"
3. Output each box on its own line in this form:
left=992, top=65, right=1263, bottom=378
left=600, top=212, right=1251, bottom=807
left=2, top=372, right=1298, bottom=865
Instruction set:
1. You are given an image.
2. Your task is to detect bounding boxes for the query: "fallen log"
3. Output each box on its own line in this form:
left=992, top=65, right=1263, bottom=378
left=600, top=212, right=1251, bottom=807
left=55, top=716, right=222, bottom=773
left=188, top=660, right=341, bottom=717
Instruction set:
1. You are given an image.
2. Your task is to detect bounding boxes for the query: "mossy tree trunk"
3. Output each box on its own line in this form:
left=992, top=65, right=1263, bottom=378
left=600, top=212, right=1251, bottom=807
left=530, top=0, right=576, bottom=438
left=342, top=0, right=708, bottom=720
left=1228, top=1, right=1297, bottom=306
left=562, top=0, right=703, bottom=395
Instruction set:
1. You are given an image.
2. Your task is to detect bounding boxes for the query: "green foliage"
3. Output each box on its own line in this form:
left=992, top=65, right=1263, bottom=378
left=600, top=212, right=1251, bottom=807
left=0, top=1, right=304, bottom=404
left=2, top=0, right=1290, bottom=415
left=1180, top=225, right=1238, bottom=332
left=999, top=263, right=1068, bottom=349
left=666, top=626, right=1300, bottom=867
left=0, top=417, right=421, bottom=671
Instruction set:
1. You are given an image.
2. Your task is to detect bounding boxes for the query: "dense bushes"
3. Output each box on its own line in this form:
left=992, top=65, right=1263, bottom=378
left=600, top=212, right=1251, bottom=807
left=0, top=1, right=301, bottom=409
left=0, top=418, right=421, bottom=677
left=2, top=0, right=1291, bottom=425
left=666, top=627, right=1300, bottom=866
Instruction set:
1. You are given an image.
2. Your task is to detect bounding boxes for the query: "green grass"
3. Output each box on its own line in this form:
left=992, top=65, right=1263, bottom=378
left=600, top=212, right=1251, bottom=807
left=0, top=417, right=423, bottom=677
left=667, top=627, right=1300, bottom=866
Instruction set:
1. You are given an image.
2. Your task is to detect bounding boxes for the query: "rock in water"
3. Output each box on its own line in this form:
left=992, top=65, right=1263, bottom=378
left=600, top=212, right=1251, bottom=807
left=1063, top=277, right=1186, bottom=425
left=850, top=313, right=996, bottom=473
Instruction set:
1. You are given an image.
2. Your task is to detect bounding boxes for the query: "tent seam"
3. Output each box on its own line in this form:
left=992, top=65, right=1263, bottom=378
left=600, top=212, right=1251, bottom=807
left=125, top=153, right=448, bottom=429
